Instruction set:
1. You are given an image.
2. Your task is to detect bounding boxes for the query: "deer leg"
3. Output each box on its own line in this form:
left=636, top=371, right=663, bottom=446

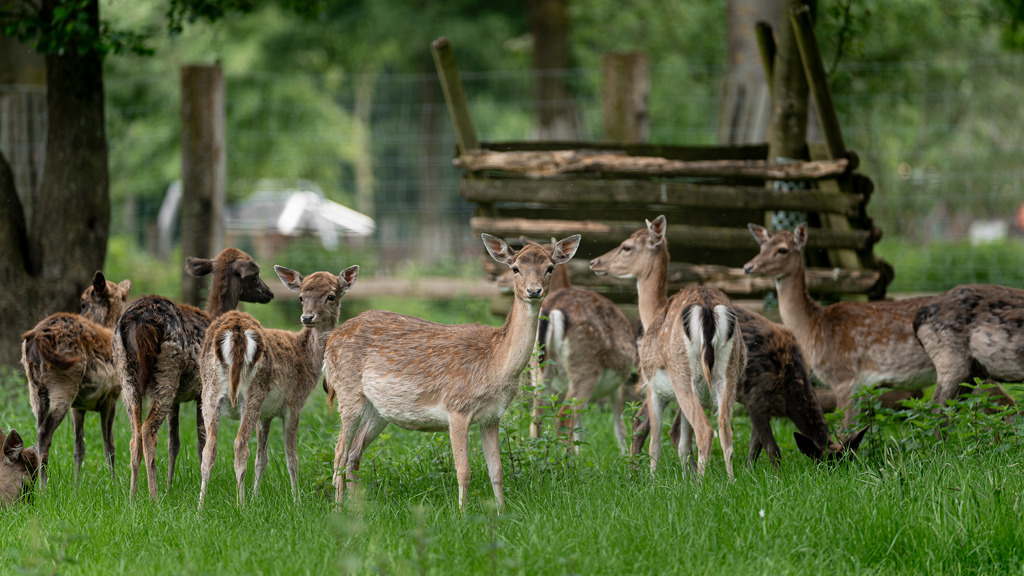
left=71, top=408, right=86, bottom=485
left=282, top=411, right=302, bottom=503
left=195, top=400, right=206, bottom=461
left=254, top=418, right=273, bottom=499
left=630, top=400, right=651, bottom=458
left=674, top=409, right=696, bottom=473
left=611, top=384, right=627, bottom=455
left=647, top=393, right=665, bottom=477
left=333, top=404, right=363, bottom=507
left=166, top=403, right=180, bottom=489
left=233, top=396, right=264, bottom=508
left=126, top=397, right=143, bottom=498
left=675, top=386, right=713, bottom=478
left=141, top=400, right=171, bottom=500
left=449, top=412, right=473, bottom=511
left=99, top=399, right=117, bottom=480
left=480, top=420, right=504, bottom=512
left=197, top=396, right=222, bottom=510
left=562, top=363, right=600, bottom=454
left=746, top=407, right=778, bottom=470
left=717, top=391, right=736, bottom=481
left=528, top=354, right=545, bottom=438
left=35, top=406, right=67, bottom=490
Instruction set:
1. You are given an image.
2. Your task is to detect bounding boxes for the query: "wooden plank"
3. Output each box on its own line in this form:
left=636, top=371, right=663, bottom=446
left=460, top=177, right=864, bottom=217
left=480, top=141, right=769, bottom=161
left=455, top=149, right=851, bottom=181
left=791, top=6, right=846, bottom=162
left=470, top=216, right=875, bottom=251
left=431, top=37, right=479, bottom=155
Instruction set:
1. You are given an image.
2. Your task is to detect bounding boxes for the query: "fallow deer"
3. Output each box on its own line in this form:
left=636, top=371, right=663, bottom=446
left=0, top=430, right=39, bottom=507
left=324, top=233, right=580, bottom=510
left=510, top=238, right=637, bottom=454
left=114, top=247, right=274, bottom=500
left=197, top=264, right=358, bottom=508
left=590, top=216, right=746, bottom=478
left=914, top=284, right=1024, bottom=406
left=21, top=271, right=132, bottom=486
left=743, top=223, right=938, bottom=427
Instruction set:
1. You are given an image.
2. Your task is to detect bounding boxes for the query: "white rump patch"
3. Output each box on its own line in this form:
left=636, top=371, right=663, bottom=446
left=712, top=305, right=736, bottom=347
left=244, top=330, right=259, bottom=363
left=220, top=332, right=233, bottom=367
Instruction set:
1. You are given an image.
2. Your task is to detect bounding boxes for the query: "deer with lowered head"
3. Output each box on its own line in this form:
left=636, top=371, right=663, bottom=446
left=324, top=233, right=580, bottom=510
left=743, top=223, right=940, bottom=427
left=21, top=271, right=132, bottom=487
left=506, top=238, right=637, bottom=454
left=197, top=264, right=358, bottom=508
left=114, top=247, right=274, bottom=500
left=590, top=216, right=746, bottom=478
left=0, top=430, right=39, bottom=507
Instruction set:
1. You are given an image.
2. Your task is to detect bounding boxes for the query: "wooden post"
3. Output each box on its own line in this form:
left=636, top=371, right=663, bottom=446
left=601, top=52, right=649, bottom=144
left=180, top=64, right=225, bottom=306
left=431, top=37, right=479, bottom=155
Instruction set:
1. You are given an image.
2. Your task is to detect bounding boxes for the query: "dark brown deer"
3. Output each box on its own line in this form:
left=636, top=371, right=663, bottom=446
left=590, top=216, right=746, bottom=478
left=114, top=247, right=274, bottom=500
left=511, top=238, right=637, bottom=454
left=21, top=271, right=132, bottom=486
left=325, top=234, right=580, bottom=510
left=197, top=264, right=358, bottom=508
left=0, top=430, right=39, bottom=507
left=743, top=223, right=939, bottom=427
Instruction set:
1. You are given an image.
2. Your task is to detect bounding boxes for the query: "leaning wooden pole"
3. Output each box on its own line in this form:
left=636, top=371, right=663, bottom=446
left=431, top=37, right=479, bottom=156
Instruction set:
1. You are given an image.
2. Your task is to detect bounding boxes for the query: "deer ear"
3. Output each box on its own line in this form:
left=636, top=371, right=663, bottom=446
left=482, top=234, right=515, bottom=266
left=646, top=215, right=667, bottom=246
left=551, top=234, right=581, bottom=266
left=338, top=265, right=360, bottom=295
left=844, top=426, right=868, bottom=452
left=793, top=223, right=809, bottom=251
left=793, top=431, right=824, bottom=459
left=118, top=280, right=132, bottom=297
left=185, top=257, right=215, bottom=278
left=3, top=429, right=24, bottom=461
left=274, top=266, right=304, bottom=293
left=92, top=271, right=107, bottom=297
left=21, top=446, right=39, bottom=474
left=748, top=223, right=771, bottom=246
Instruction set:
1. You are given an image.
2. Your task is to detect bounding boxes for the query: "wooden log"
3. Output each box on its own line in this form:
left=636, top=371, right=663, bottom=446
left=460, top=178, right=864, bottom=217
left=454, top=149, right=850, bottom=181
left=431, top=37, right=479, bottom=155
left=470, top=216, right=875, bottom=251
left=480, top=141, right=769, bottom=161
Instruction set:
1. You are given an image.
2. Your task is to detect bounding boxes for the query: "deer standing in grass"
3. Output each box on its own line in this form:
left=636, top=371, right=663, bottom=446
left=511, top=239, right=636, bottom=454
left=21, top=271, right=132, bottom=487
left=324, top=233, right=580, bottom=510
left=0, top=430, right=39, bottom=507
left=197, top=264, right=358, bottom=508
left=590, top=216, right=745, bottom=478
left=743, top=223, right=938, bottom=427
left=114, top=248, right=274, bottom=500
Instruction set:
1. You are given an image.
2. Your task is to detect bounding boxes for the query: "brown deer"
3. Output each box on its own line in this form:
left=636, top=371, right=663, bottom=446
left=324, top=233, right=580, bottom=510
left=114, top=247, right=274, bottom=500
left=0, top=430, right=39, bottom=507
left=631, top=306, right=866, bottom=466
left=590, top=216, right=746, bottom=478
left=914, top=284, right=1024, bottom=407
left=197, top=264, right=358, bottom=508
left=509, top=238, right=637, bottom=454
left=743, top=223, right=938, bottom=427
left=21, top=271, right=132, bottom=487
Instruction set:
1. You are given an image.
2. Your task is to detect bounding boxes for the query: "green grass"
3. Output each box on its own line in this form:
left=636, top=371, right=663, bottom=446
left=3, top=363, right=1024, bottom=575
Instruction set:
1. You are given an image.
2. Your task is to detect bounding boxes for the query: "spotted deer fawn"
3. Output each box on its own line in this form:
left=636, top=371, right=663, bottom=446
left=0, top=430, right=39, bottom=507
left=511, top=238, right=637, bottom=454
left=114, top=248, right=274, bottom=500
left=21, top=271, right=132, bottom=487
left=324, top=233, right=580, bottom=510
left=743, top=223, right=938, bottom=427
left=590, top=216, right=746, bottom=478
left=197, top=265, right=358, bottom=508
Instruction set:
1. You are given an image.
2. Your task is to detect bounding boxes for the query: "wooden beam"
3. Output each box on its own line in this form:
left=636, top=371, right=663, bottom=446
left=790, top=5, right=846, bottom=162
left=431, top=37, right=479, bottom=155
left=481, top=140, right=770, bottom=161
left=454, top=149, right=850, bottom=181
left=460, top=178, right=864, bottom=217
left=470, top=216, right=875, bottom=251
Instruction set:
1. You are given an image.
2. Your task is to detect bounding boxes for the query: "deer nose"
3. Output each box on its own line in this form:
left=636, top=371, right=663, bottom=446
left=526, top=286, right=543, bottom=299
left=743, top=263, right=755, bottom=274
left=301, top=313, right=316, bottom=324
left=588, top=258, right=600, bottom=269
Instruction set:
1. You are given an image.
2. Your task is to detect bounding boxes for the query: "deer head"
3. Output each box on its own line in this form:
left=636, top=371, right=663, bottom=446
left=794, top=427, right=868, bottom=461
left=80, top=271, right=132, bottom=328
left=743, top=223, right=808, bottom=279
left=0, top=430, right=39, bottom=506
left=275, top=265, right=360, bottom=329
left=186, top=248, right=275, bottom=315
left=589, top=215, right=667, bottom=278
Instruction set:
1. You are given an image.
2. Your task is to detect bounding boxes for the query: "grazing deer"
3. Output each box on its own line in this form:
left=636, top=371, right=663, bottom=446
left=114, top=247, right=274, bottom=500
left=0, top=430, right=39, bottom=507
left=631, top=306, right=865, bottom=466
left=197, top=265, right=358, bottom=508
left=590, top=216, right=746, bottom=478
left=21, top=271, right=132, bottom=487
left=325, top=233, right=580, bottom=510
left=509, top=238, right=637, bottom=454
left=743, top=223, right=938, bottom=427
left=914, top=284, right=1024, bottom=407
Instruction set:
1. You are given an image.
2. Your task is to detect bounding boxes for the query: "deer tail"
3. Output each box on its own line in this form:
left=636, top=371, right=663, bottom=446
left=22, top=329, right=80, bottom=372
left=215, top=325, right=262, bottom=409
left=126, top=322, right=162, bottom=398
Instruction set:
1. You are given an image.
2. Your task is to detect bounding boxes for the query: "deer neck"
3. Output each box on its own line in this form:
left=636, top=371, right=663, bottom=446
left=295, top=324, right=333, bottom=377
left=550, top=265, right=572, bottom=291
left=636, top=251, right=670, bottom=330
left=205, top=286, right=235, bottom=318
left=774, top=265, right=823, bottom=346
left=494, top=296, right=543, bottom=381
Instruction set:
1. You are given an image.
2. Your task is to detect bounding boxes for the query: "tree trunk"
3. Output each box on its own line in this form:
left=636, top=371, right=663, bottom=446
left=719, top=0, right=782, bottom=145
left=0, top=0, right=109, bottom=367
left=528, top=0, right=582, bottom=140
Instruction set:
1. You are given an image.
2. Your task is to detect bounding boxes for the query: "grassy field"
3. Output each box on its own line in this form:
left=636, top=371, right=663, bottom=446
left=2, top=358, right=1024, bottom=575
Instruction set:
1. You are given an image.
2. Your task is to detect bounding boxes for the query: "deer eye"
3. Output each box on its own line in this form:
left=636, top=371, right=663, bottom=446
left=546, top=266, right=554, bottom=275
left=622, top=245, right=632, bottom=252
left=512, top=266, right=520, bottom=275
left=777, top=247, right=789, bottom=255
left=298, top=296, right=304, bottom=303
left=80, top=301, right=87, bottom=311
left=327, top=294, right=336, bottom=302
